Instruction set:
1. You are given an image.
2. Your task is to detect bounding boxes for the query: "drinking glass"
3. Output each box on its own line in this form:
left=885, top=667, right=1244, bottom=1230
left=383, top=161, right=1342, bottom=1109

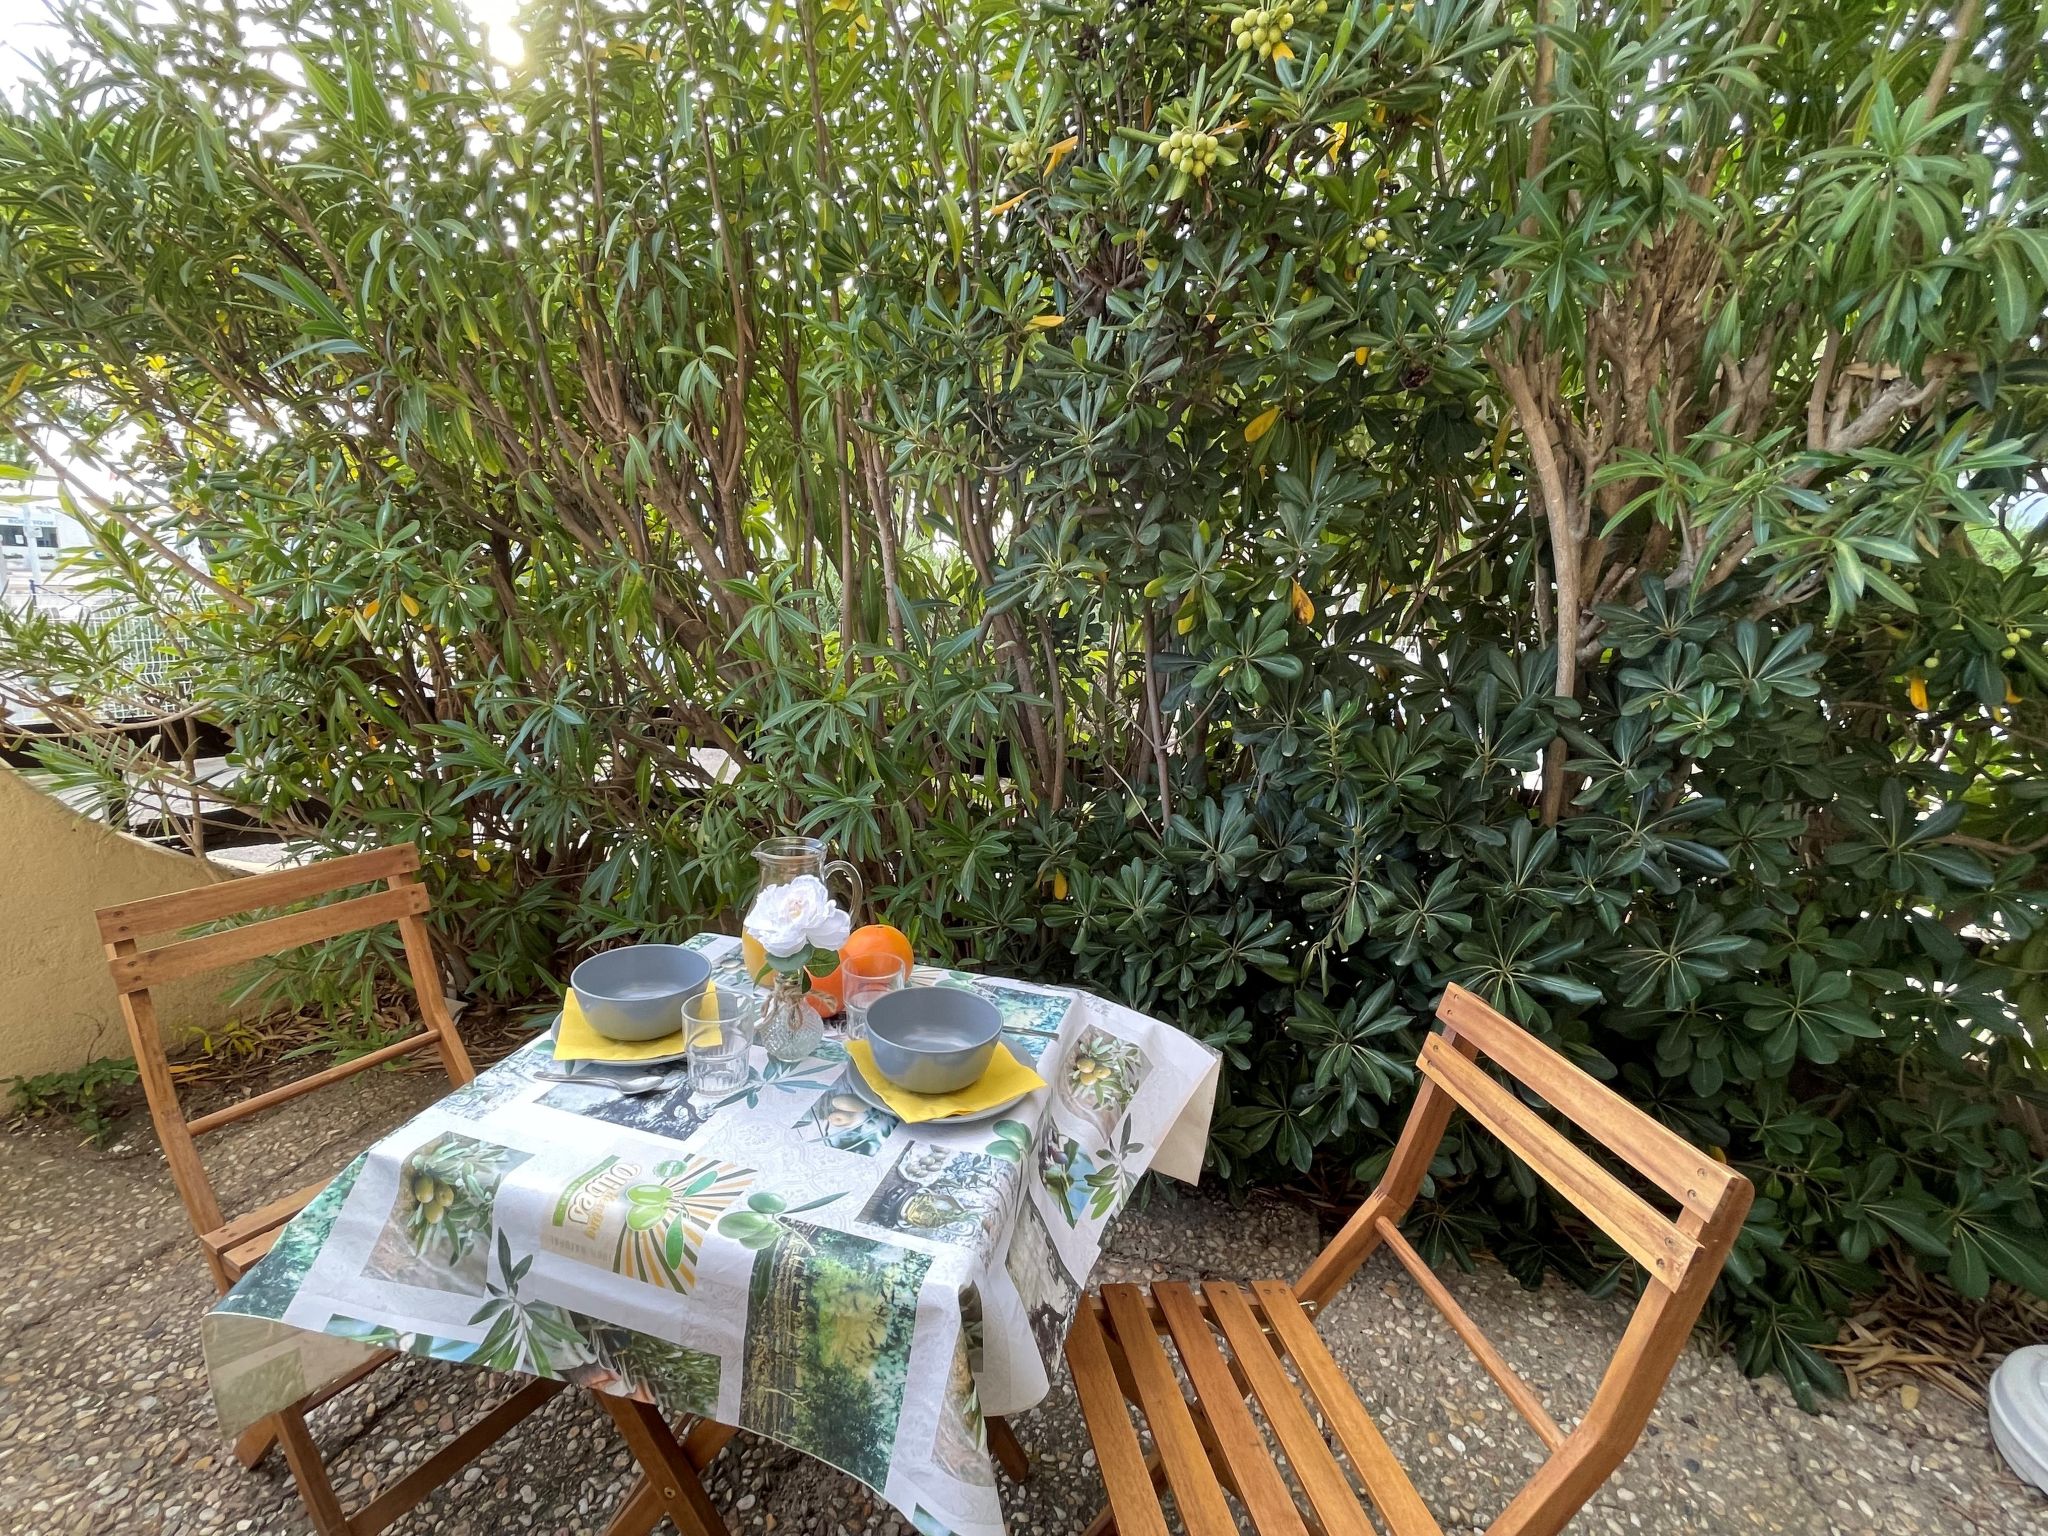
left=840, top=955, right=908, bottom=1041
left=684, top=985, right=755, bottom=1094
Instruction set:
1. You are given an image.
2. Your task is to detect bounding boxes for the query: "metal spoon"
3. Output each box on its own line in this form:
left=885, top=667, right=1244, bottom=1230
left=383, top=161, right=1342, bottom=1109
left=535, top=1070, right=676, bottom=1095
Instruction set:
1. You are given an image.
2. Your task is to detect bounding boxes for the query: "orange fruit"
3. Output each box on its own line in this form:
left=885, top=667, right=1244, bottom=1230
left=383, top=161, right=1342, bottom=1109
left=811, top=923, right=914, bottom=998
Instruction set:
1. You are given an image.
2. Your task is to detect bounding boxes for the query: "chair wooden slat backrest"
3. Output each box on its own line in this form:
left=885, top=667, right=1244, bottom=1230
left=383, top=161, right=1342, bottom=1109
left=1295, top=983, right=1754, bottom=1536
left=96, top=843, right=475, bottom=1289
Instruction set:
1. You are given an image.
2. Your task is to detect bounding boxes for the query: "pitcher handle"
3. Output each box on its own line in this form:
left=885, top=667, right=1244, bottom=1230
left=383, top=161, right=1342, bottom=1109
left=823, top=859, right=865, bottom=926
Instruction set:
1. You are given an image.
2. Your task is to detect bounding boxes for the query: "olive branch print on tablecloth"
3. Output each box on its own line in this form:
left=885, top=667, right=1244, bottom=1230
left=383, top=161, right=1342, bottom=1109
left=365, top=1133, right=531, bottom=1294
left=398, top=1134, right=524, bottom=1265
left=711, top=1052, right=840, bottom=1112
left=471, top=1234, right=595, bottom=1377
left=1065, top=1029, right=1147, bottom=1112
left=718, top=1189, right=848, bottom=1251
left=616, top=1156, right=755, bottom=1291
left=1040, top=1121, right=1146, bottom=1226
left=463, top=1242, right=722, bottom=1416
left=983, top=1119, right=1032, bottom=1163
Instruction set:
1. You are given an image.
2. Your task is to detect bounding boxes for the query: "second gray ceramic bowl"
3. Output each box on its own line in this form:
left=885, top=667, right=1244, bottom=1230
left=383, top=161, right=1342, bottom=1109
left=864, top=986, right=1001, bottom=1093
left=569, top=944, right=711, bottom=1041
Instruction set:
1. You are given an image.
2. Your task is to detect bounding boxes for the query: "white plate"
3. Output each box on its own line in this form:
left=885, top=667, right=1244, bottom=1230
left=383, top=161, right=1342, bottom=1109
left=545, top=1013, right=690, bottom=1069
left=843, top=1038, right=1036, bottom=1126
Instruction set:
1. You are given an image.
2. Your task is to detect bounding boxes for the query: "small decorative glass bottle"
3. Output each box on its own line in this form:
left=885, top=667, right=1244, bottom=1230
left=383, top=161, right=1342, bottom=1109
left=757, top=971, right=824, bottom=1062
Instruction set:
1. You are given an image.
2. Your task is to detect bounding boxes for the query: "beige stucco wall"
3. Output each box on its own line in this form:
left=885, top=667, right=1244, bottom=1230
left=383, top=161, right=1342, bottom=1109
left=0, top=765, right=239, bottom=1081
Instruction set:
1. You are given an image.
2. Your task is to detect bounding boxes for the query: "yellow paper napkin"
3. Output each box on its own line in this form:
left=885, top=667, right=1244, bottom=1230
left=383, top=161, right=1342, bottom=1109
left=846, top=1038, right=1045, bottom=1123
left=552, top=989, right=688, bottom=1064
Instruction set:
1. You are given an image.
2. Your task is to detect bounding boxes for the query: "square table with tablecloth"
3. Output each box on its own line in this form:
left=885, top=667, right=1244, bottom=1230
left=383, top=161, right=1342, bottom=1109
left=202, top=934, right=1219, bottom=1536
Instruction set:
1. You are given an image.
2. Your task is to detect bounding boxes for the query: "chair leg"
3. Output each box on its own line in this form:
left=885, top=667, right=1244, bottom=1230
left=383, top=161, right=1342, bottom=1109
left=599, top=1414, right=740, bottom=1536
left=988, top=1415, right=1032, bottom=1481
left=602, top=1479, right=662, bottom=1536
left=233, top=1417, right=278, bottom=1469
left=599, top=1396, right=732, bottom=1536
left=271, top=1406, right=351, bottom=1536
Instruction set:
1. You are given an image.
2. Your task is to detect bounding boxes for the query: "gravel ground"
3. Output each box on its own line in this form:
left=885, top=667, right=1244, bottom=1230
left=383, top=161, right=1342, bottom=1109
left=1, top=1067, right=2040, bottom=1536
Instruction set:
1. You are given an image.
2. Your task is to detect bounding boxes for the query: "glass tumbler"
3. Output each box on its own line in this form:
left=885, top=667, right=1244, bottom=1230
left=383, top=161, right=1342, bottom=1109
left=684, top=985, right=756, bottom=1095
left=841, top=955, right=908, bottom=1041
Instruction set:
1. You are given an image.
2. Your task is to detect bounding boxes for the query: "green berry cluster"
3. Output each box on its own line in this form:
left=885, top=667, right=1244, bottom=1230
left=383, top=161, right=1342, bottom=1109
left=407, top=1163, right=458, bottom=1223
left=1005, top=135, right=1040, bottom=173
left=1231, top=5, right=1293, bottom=58
left=1163, top=126, right=1221, bottom=177
left=1229, top=0, right=1325, bottom=58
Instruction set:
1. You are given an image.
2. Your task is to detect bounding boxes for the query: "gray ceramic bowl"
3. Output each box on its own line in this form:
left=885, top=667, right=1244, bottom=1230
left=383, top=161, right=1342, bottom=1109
left=569, top=944, right=711, bottom=1041
left=864, top=986, right=1001, bottom=1093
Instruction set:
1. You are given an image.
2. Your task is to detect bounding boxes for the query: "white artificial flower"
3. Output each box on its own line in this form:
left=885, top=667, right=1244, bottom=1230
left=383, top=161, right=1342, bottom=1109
left=810, top=904, right=852, bottom=951
left=745, top=874, right=848, bottom=957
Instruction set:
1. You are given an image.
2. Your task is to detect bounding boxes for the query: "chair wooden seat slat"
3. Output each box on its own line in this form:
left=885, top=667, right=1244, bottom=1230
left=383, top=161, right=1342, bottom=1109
left=1249, top=1279, right=1442, bottom=1536
left=1063, top=983, right=1753, bottom=1536
left=96, top=843, right=560, bottom=1536
left=1150, top=1281, right=1313, bottom=1536
left=1066, top=1302, right=1174, bottom=1536
left=1099, top=1283, right=1242, bottom=1536
left=1205, top=1280, right=1383, bottom=1536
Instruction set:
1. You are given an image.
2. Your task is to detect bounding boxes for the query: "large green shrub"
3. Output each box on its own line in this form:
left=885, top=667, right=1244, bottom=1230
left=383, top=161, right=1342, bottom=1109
left=1, top=0, right=2044, bottom=1400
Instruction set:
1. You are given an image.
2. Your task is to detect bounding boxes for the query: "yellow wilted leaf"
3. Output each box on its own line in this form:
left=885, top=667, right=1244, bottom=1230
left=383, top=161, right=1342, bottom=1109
left=1051, top=869, right=1069, bottom=899
left=398, top=592, right=421, bottom=618
left=1176, top=611, right=1197, bottom=635
left=1907, top=673, right=1929, bottom=711
left=2007, top=682, right=2022, bottom=705
left=1027, top=313, right=1065, bottom=330
left=1272, top=41, right=1295, bottom=60
left=988, top=192, right=1025, bottom=217
left=1043, top=134, right=1080, bottom=175
left=0, top=362, right=30, bottom=403
left=1354, top=346, right=1371, bottom=367
left=1327, top=123, right=1348, bottom=163
left=1290, top=579, right=1315, bottom=623
left=361, top=598, right=382, bottom=621
left=1245, top=405, right=1280, bottom=443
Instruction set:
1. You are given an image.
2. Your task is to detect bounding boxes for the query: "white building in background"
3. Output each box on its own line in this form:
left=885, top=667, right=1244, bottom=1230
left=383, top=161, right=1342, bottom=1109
left=0, top=498, right=90, bottom=604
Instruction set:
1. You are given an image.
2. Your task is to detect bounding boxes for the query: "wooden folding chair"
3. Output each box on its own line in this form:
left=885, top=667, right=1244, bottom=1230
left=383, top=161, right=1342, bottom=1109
left=1064, top=983, right=1754, bottom=1536
left=97, top=842, right=561, bottom=1536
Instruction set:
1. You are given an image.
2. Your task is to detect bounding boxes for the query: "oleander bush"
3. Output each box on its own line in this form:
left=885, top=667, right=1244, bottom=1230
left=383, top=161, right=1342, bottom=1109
left=2, top=0, right=2046, bottom=1401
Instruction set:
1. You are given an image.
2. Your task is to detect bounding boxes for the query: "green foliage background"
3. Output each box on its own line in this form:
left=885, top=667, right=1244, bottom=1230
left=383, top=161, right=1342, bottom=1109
left=2, top=0, right=2047, bottom=1399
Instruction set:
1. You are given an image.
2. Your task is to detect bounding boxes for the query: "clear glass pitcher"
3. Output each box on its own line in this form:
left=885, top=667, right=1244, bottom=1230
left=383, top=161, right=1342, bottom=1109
left=749, top=835, right=864, bottom=925
left=748, top=835, right=863, bottom=1061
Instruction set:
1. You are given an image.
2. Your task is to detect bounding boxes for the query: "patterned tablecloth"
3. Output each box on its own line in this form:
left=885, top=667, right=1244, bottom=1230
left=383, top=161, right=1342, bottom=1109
left=202, top=934, right=1220, bottom=1536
